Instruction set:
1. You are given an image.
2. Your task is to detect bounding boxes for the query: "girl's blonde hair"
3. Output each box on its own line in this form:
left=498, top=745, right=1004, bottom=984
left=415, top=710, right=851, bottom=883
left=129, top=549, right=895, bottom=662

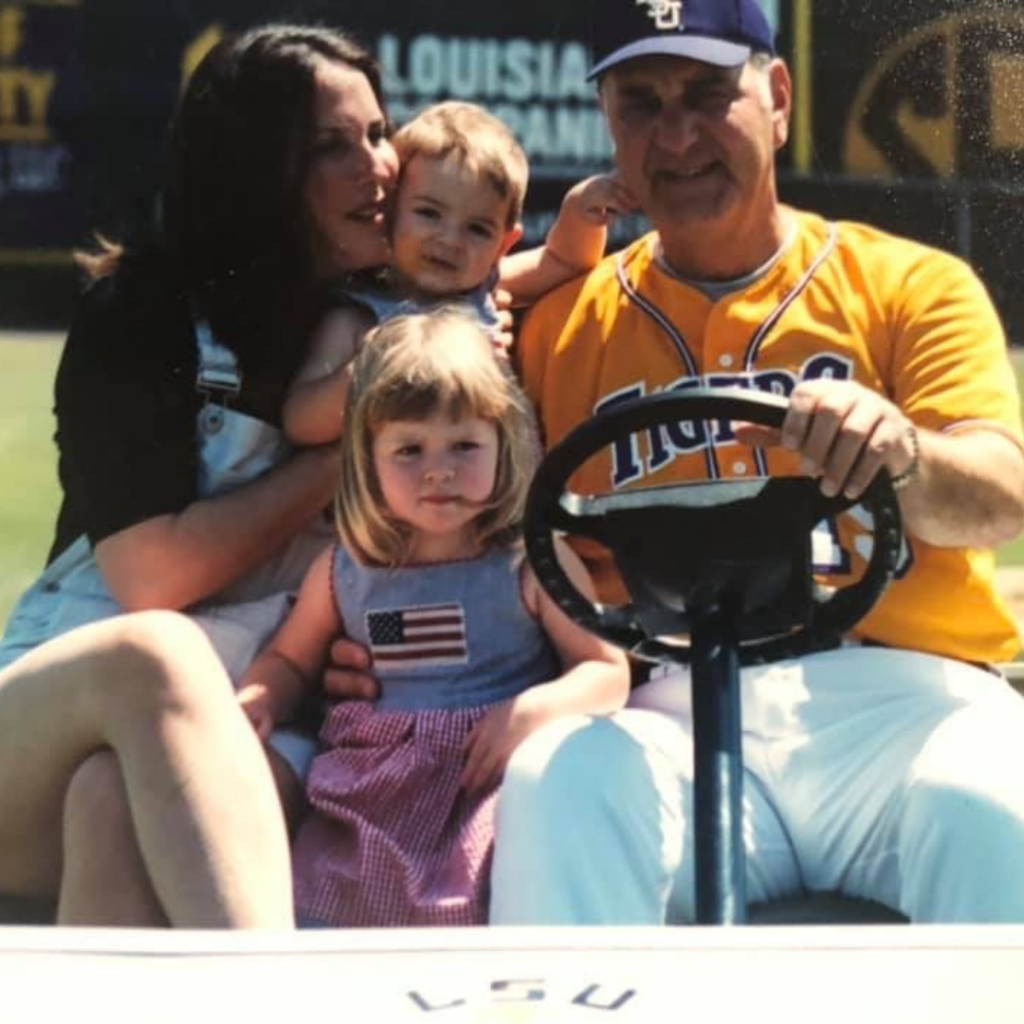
left=337, top=308, right=539, bottom=565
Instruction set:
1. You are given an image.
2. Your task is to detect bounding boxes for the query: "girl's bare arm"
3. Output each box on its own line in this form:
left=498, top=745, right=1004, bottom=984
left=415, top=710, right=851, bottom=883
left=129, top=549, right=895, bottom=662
left=237, top=546, right=343, bottom=738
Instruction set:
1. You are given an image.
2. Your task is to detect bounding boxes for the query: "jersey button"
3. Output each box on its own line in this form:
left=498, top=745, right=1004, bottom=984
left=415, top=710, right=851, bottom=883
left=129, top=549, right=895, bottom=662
left=719, top=354, right=735, bottom=368
left=731, top=461, right=748, bottom=476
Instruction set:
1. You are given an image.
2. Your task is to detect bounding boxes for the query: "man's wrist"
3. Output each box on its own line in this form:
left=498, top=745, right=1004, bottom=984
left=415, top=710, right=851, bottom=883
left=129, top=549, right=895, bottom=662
left=890, top=423, right=921, bottom=491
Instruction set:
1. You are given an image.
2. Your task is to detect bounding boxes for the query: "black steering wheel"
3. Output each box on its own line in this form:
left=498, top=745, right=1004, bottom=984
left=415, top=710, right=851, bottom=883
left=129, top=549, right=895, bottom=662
left=525, top=388, right=904, bottom=665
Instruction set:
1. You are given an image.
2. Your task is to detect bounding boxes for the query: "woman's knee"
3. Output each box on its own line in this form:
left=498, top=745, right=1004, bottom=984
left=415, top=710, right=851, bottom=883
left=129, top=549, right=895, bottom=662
left=74, top=611, right=235, bottom=725
left=104, top=610, right=219, bottom=677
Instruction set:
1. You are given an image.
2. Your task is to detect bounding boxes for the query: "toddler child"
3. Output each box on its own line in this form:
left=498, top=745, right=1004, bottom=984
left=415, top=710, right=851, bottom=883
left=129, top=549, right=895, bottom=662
left=283, top=99, right=634, bottom=445
left=238, top=308, right=629, bottom=925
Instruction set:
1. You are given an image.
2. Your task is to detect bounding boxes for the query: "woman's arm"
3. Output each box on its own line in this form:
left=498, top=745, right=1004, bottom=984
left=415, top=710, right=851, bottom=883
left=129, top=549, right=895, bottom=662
left=56, top=274, right=340, bottom=611
left=95, top=443, right=339, bottom=611
left=282, top=305, right=375, bottom=446
left=237, top=546, right=343, bottom=738
left=461, top=540, right=629, bottom=792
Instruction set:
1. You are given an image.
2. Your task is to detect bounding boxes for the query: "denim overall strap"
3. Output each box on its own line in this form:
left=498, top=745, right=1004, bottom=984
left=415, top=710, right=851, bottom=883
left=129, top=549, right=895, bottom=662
left=194, top=317, right=241, bottom=437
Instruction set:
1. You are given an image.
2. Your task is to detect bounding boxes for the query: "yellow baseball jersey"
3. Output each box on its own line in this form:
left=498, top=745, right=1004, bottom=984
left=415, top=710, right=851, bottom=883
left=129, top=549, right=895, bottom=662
left=518, top=209, right=1023, bottom=664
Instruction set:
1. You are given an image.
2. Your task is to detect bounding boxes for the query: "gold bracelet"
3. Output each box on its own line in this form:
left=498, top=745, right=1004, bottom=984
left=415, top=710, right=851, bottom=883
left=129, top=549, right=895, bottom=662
left=889, top=423, right=920, bottom=491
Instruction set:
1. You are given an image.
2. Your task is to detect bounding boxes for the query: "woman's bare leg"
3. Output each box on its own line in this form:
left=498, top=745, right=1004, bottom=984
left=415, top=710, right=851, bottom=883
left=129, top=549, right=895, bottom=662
left=0, top=610, right=293, bottom=927
left=58, top=750, right=167, bottom=926
left=59, top=748, right=306, bottom=926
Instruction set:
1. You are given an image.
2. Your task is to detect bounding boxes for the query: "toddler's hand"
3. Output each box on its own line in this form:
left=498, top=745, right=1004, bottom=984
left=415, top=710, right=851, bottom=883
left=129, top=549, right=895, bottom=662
left=490, top=288, right=514, bottom=359
left=237, top=682, right=276, bottom=742
left=564, top=173, right=638, bottom=227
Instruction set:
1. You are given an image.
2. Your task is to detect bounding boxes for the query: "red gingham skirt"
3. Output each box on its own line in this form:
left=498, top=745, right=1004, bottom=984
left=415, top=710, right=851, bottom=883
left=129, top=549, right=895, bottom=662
left=292, top=700, right=498, bottom=927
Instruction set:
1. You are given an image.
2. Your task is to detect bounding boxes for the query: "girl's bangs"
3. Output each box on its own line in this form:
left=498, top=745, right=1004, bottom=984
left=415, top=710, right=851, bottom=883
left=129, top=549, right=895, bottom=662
left=368, top=365, right=506, bottom=428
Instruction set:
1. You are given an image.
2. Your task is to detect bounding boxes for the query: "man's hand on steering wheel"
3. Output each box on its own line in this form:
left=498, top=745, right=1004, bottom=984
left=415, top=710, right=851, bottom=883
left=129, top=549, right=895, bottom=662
left=733, top=380, right=918, bottom=500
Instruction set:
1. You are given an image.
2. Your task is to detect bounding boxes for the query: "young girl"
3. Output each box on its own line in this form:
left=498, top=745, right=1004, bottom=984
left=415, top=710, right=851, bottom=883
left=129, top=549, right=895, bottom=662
left=282, top=99, right=635, bottom=447
left=237, top=308, right=629, bottom=926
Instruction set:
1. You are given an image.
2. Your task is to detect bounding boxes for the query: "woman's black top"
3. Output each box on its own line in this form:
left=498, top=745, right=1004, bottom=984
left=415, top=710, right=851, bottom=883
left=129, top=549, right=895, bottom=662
left=48, top=259, right=201, bottom=562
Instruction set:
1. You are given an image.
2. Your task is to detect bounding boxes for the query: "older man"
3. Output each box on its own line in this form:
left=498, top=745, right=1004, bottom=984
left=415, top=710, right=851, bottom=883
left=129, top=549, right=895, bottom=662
left=489, top=0, right=1024, bottom=923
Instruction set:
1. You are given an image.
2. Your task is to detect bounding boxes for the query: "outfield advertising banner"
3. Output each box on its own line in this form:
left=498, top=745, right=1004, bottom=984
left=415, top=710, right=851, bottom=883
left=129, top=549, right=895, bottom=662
left=0, top=0, right=84, bottom=259
left=784, top=0, right=1024, bottom=339
left=0, top=0, right=628, bottom=264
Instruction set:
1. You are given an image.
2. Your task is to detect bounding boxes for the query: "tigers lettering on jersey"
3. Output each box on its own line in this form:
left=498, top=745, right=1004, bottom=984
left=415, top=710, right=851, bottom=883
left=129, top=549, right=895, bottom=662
left=596, top=356, right=855, bottom=489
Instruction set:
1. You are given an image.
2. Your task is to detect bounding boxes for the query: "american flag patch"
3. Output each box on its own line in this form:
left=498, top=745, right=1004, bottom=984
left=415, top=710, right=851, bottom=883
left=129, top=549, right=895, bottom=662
left=366, top=603, right=468, bottom=668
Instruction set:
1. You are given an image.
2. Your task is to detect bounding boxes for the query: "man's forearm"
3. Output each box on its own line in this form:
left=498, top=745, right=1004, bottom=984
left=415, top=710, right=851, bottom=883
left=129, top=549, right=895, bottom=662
left=898, top=427, right=1024, bottom=548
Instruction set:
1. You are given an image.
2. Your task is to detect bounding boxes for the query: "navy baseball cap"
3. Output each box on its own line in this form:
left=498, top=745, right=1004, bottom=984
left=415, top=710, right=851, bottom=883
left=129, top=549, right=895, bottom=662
left=588, top=0, right=776, bottom=80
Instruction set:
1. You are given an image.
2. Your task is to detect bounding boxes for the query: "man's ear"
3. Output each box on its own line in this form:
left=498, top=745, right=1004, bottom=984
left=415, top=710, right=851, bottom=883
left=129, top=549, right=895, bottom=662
left=498, top=222, right=524, bottom=257
left=768, top=58, right=793, bottom=151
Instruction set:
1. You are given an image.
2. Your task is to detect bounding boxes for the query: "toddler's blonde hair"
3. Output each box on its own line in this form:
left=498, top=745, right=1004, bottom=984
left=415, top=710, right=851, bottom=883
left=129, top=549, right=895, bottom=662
left=393, top=101, right=528, bottom=227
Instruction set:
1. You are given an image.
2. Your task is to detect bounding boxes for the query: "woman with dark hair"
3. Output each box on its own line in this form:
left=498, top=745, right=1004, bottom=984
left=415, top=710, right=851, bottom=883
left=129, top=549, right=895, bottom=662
left=0, top=23, right=399, bottom=927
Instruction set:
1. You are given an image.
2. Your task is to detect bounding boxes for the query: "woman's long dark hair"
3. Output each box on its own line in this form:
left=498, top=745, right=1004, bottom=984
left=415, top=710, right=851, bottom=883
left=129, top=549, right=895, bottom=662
left=81, top=24, right=388, bottom=380
left=165, top=24, right=387, bottom=374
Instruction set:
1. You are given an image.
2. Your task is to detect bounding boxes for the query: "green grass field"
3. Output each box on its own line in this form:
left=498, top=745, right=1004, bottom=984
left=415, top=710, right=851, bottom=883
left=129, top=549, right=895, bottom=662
left=0, top=335, right=62, bottom=626
left=3, top=335, right=1024, bottom=627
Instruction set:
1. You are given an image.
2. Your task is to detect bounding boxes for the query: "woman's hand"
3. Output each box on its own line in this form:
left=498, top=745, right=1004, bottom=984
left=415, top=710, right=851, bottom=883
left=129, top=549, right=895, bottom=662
left=237, top=682, right=277, bottom=741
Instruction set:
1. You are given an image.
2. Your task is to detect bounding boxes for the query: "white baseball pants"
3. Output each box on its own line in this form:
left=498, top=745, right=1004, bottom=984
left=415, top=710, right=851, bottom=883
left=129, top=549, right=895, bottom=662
left=490, top=647, right=1024, bottom=923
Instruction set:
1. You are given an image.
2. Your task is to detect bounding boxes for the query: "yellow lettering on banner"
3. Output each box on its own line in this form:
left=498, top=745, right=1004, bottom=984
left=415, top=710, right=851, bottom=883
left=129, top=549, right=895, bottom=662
left=989, top=53, right=1024, bottom=152
left=843, top=12, right=1024, bottom=180
left=0, top=67, right=55, bottom=141
left=894, top=94, right=955, bottom=177
left=0, top=7, right=27, bottom=61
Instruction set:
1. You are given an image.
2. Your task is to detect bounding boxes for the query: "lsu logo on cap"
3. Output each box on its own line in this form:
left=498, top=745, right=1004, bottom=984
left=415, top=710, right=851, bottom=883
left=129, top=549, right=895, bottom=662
left=637, top=0, right=684, bottom=32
